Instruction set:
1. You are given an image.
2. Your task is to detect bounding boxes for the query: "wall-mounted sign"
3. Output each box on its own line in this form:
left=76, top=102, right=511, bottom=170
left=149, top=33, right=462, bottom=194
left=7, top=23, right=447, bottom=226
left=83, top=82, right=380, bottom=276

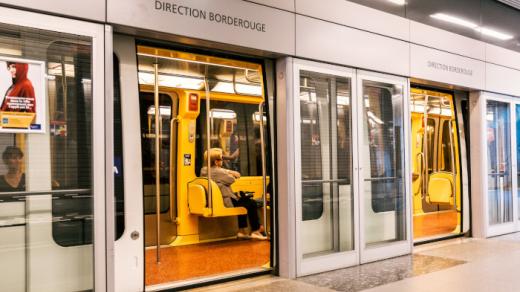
left=107, top=0, right=295, bottom=55
left=411, top=44, right=485, bottom=90
left=0, top=56, right=46, bottom=133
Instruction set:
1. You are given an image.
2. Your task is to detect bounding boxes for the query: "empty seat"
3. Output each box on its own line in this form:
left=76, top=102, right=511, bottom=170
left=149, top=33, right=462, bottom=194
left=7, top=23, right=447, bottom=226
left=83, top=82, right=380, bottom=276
left=427, top=173, right=454, bottom=205
left=188, top=178, right=247, bottom=217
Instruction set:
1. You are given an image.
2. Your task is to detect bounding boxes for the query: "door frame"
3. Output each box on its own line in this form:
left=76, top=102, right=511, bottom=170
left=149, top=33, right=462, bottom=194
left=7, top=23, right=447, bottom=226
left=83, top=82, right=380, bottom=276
left=293, top=59, right=360, bottom=276
left=292, top=59, right=412, bottom=276
left=0, top=6, right=107, bottom=292
left=356, top=70, right=412, bottom=264
left=112, top=35, right=145, bottom=292
left=473, top=92, right=519, bottom=237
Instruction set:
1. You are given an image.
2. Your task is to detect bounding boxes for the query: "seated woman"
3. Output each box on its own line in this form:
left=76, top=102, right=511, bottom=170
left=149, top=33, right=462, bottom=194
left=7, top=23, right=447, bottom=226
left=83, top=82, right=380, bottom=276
left=201, top=148, right=266, bottom=240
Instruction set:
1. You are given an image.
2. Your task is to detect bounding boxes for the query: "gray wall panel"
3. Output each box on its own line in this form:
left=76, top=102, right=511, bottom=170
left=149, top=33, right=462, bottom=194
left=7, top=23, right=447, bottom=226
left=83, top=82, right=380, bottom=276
left=0, top=0, right=105, bottom=22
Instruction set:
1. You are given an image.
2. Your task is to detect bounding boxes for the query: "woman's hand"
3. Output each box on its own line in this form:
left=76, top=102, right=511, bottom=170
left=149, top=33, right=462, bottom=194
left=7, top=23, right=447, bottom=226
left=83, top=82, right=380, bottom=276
left=227, top=170, right=241, bottom=178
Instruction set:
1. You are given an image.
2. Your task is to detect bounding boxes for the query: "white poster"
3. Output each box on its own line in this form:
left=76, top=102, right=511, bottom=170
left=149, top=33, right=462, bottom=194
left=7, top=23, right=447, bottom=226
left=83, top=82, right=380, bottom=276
left=0, top=56, right=46, bottom=133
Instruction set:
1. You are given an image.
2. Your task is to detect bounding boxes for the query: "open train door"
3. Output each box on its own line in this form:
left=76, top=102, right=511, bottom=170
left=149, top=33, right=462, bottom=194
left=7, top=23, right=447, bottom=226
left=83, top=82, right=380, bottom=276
left=112, top=35, right=145, bottom=292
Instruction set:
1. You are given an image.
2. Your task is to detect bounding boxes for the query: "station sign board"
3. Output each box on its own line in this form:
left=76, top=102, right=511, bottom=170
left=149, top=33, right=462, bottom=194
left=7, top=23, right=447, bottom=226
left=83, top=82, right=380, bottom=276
left=107, top=0, right=295, bottom=55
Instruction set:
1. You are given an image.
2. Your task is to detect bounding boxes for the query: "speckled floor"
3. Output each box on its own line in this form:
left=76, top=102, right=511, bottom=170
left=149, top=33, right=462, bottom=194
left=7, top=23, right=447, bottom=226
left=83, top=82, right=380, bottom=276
left=298, top=254, right=465, bottom=292
left=191, top=232, right=520, bottom=292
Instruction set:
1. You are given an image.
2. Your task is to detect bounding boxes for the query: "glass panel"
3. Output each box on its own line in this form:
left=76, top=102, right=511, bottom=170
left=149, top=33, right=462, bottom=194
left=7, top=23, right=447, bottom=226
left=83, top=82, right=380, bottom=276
left=113, top=54, right=125, bottom=240
left=0, top=23, right=93, bottom=291
left=299, top=70, right=354, bottom=257
left=486, top=100, right=512, bottom=224
left=139, top=92, right=175, bottom=216
left=439, top=120, right=454, bottom=172
left=361, top=80, right=406, bottom=246
left=517, top=105, right=520, bottom=220
left=196, top=102, right=264, bottom=177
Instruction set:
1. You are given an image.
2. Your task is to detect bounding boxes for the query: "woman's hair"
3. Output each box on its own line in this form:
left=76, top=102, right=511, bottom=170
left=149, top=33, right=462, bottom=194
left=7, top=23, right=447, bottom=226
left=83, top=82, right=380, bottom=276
left=2, top=146, right=23, bottom=161
left=6, top=62, right=15, bottom=68
left=204, top=148, right=222, bottom=167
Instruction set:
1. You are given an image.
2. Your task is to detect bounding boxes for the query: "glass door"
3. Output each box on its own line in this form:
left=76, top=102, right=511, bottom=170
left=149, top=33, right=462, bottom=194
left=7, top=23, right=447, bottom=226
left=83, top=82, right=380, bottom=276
left=356, top=71, right=411, bottom=264
left=483, top=95, right=519, bottom=236
left=293, top=61, right=411, bottom=275
left=294, top=60, right=358, bottom=276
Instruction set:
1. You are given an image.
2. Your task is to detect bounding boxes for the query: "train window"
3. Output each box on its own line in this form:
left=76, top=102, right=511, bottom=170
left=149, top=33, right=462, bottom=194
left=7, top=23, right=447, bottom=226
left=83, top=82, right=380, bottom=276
left=439, top=120, right=454, bottom=172
left=114, top=54, right=125, bottom=240
left=196, top=101, right=264, bottom=177
left=140, top=92, right=178, bottom=215
left=48, top=41, right=94, bottom=247
left=425, top=118, right=436, bottom=172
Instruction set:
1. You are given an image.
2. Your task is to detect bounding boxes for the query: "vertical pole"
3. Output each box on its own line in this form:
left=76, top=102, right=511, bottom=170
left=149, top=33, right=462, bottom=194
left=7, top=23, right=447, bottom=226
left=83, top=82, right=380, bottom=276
left=205, top=66, right=213, bottom=214
left=259, top=102, right=268, bottom=236
left=153, top=63, right=161, bottom=263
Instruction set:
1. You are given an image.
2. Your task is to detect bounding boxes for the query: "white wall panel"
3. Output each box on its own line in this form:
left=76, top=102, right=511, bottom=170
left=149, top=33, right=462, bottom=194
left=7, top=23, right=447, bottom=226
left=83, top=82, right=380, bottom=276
left=485, top=63, right=520, bottom=96
left=486, top=43, right=520, bottom=71
left=0, top=0, right=105, bottom=22
left=410, top=21, right=486, bottom=61
left=108, top=0, right=295, bottom=55
left=296, top=15, right=409, bottom=77
left=245, top=0, right=294, bottom=11
left=410, top=44, right=485, bottom=89
left=296, top=0, right=409, bottom=41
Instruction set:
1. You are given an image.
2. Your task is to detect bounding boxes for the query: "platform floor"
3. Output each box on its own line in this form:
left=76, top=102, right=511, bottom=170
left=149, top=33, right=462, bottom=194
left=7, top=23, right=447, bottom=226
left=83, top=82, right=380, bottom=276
left=189, top=233, right=520, bottom=292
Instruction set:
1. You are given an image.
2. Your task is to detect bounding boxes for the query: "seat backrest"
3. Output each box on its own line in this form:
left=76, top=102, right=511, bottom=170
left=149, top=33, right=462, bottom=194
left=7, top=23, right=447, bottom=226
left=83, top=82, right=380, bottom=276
left=187, top=178, right=247, bottom=217
left=427, top=173, right=453, bottom=205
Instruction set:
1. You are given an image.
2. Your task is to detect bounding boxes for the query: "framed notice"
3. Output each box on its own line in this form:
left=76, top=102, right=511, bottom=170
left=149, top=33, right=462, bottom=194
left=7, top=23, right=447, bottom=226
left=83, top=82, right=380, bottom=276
left=0, top=56, right=46, bottom=133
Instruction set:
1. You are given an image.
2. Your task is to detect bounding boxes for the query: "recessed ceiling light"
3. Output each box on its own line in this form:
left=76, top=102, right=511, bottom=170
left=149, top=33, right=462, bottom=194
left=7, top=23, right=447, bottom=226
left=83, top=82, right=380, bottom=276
left=387, top=0, right=406, bottom=5
left=476, top=27, right=514, bottom=41
left=430, top=13, right=478, bottom=29
left=430, top=13, right=514, bottom=41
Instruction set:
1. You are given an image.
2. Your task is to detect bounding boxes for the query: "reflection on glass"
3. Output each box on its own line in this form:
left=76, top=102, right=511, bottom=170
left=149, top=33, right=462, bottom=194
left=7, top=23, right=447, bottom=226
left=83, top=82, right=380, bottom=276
left=361, top=80, right=406, bottom=246
left=299, top=70, right=354, bottom=257
left=517, top=105, right=520, bottom=220
left=0, top=23, right=94, bottom=291
left=486, top=101, right=512, bottom=224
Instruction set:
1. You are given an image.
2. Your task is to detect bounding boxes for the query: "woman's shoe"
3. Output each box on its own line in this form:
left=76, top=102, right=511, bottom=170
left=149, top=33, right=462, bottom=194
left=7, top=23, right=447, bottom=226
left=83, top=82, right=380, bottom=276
left=237, top=232, right=250, bottom=239
left=250, top=231, right=268, bottom=240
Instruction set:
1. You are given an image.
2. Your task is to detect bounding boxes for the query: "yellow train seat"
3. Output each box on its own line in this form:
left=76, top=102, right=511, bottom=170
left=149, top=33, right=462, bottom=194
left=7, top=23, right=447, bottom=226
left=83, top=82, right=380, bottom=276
left=426, top=173, right=454, bottom=205
left=188, top=178, right=247, bottom=217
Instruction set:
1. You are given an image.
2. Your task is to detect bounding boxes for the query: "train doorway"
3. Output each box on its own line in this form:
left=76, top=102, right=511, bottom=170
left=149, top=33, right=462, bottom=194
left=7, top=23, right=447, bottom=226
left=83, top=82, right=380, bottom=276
left=113, top=37, right=274, bottom=291
left=138, top=46, right=272, bottom=289
left=410, top=86, right=469, bottom=242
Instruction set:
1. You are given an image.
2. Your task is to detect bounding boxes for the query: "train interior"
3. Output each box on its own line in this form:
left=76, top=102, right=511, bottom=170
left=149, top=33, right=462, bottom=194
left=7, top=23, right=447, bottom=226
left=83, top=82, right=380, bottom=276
left=410, top=86, right=464, bottom=241
left=136, top=46, right=272, bottom=286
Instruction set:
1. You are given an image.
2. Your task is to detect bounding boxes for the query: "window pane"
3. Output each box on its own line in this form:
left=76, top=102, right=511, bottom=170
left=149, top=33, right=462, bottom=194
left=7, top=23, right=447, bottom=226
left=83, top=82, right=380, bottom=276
left=486, top=100, right=513, bottom=224
left=299, top=70, right=354, bottom=257
left=361, top=80, right=406, bottom=246
left=0, top=23, right=93, bottom=291
left=139, top=92, right=175, bottom=215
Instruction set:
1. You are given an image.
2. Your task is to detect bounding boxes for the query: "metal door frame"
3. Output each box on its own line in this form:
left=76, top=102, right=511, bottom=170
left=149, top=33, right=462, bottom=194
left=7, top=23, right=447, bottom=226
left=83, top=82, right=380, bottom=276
left=356, top=70, right=412, bottom=264
left=0, top=6, right=107, bottom=291
left=293, top=59, right=360, bottom=276
left=477, top=92, right=519, bottom=237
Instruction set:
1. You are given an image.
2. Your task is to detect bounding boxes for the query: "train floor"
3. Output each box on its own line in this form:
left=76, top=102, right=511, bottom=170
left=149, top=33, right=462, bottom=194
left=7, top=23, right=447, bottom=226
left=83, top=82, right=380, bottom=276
left=413, top=209, right=458, bottom=240
left=189, top=232, right=520, bottom=292
left=145, top=239, right=270, bottom=286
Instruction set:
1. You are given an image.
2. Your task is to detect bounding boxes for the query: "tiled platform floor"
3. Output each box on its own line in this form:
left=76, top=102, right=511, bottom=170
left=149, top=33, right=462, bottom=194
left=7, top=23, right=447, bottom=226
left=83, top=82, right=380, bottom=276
left=190, top=233, right=520, bottom=292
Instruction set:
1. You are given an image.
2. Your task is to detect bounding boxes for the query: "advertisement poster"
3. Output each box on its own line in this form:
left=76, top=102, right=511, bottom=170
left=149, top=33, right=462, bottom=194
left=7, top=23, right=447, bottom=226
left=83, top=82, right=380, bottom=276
left=0, top=56, right=46, bottom=133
